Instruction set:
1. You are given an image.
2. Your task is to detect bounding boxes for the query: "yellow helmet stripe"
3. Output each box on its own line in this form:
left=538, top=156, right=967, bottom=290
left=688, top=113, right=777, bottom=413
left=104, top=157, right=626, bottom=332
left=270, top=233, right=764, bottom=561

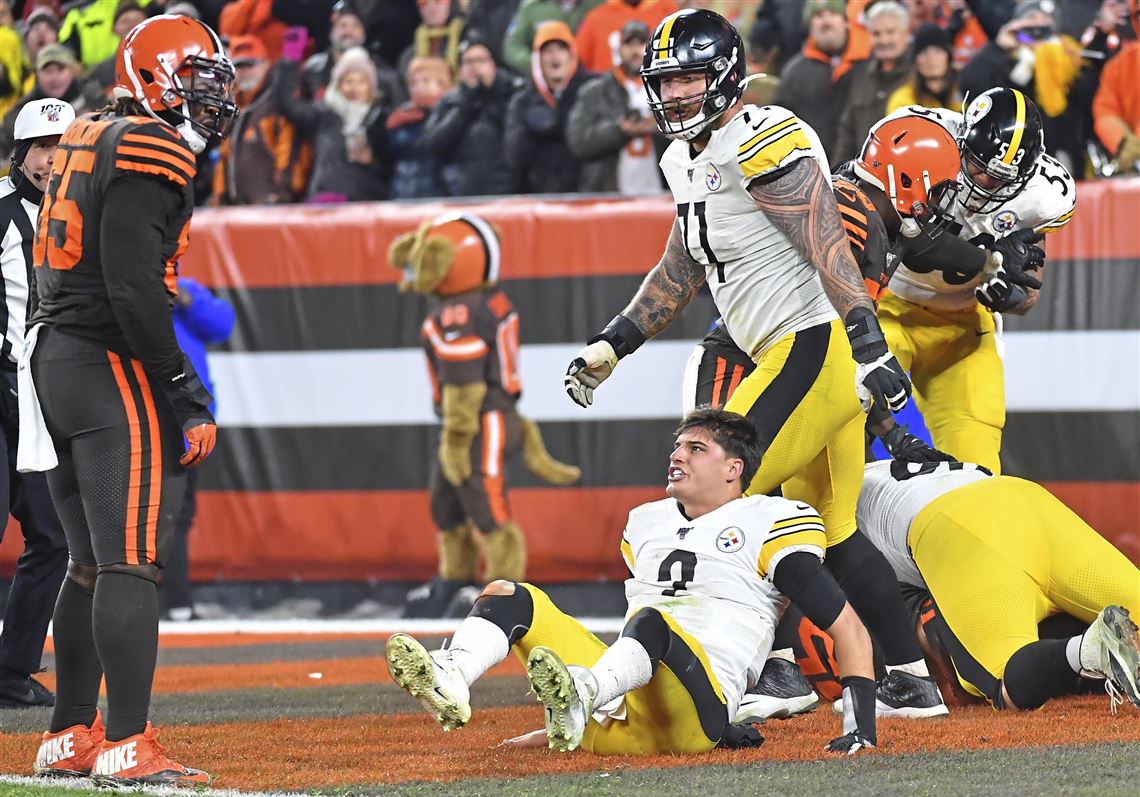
left=1002, top=90, right=1027, bottom=165
left=656, top=12, right=680, bottom=59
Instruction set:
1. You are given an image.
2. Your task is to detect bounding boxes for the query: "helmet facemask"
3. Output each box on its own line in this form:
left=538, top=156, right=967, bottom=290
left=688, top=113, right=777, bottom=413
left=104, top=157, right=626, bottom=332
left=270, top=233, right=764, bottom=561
left=642, top=47, right=740, bottom=141
left=957, top=145, right=1033, bottom=214
left=157, top=54, right=238, bottom=154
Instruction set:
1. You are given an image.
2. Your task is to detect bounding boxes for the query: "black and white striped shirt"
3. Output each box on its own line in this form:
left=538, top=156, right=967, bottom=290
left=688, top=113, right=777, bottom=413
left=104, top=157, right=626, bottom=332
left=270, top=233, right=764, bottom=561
left=0, top=175, right=41, bottom=367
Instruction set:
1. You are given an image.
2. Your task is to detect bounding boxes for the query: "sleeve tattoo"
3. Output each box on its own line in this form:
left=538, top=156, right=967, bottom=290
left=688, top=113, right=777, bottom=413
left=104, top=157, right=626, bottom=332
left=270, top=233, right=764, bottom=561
left=748, top=158, right=874, bottom=319
left=620, top=220, right=707, bottom=339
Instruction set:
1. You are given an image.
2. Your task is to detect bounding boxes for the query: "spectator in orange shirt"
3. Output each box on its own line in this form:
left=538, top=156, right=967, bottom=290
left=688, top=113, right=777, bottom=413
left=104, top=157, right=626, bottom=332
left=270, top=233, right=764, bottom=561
left=774, top=0, right=871, bottom=165
left=1093, top=0, right=1140, bottom=173
left=575, top=0, right=676, bottom=74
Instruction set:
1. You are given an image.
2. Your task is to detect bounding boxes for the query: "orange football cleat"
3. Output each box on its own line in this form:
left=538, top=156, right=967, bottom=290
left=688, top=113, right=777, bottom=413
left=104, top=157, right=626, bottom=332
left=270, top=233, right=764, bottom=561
left=90, top=723, right=209, bottom=787
left=34, top=711, right=105, bottom=778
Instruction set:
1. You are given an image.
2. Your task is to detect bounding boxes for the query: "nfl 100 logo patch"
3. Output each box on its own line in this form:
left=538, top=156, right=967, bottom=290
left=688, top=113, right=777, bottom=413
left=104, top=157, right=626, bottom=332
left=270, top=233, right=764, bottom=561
left=716, top=526, right=744, bottom=553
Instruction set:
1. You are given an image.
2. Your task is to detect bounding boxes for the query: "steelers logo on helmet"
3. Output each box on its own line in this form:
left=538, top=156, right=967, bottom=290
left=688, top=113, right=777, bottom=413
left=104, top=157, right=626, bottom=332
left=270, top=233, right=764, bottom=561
left=716, top=526, right=745, bottom=553
left=957, top=88, right=1044, bottom=214
left=641, top=9, right=745, bottom=141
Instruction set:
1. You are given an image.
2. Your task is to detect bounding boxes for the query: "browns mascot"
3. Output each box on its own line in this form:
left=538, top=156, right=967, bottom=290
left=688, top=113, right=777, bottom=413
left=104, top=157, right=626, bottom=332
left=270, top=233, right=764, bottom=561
left=390, top=213, right=580, bottom=617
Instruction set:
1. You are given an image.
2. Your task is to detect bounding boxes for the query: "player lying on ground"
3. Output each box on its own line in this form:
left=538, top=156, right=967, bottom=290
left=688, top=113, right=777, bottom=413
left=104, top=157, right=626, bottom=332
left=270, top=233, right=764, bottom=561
left=858, top=460, right=1140, bottom=712
left=387, top=408, right=879, bottom=754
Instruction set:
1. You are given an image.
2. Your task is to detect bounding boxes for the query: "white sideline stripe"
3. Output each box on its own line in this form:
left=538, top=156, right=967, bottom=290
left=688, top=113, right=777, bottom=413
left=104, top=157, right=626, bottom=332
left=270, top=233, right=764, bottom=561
left=212, top=331, right=1140, bottom=427
left=0, top=774, right=296, bottom=797
left=0, top=617, right=627, bottom=637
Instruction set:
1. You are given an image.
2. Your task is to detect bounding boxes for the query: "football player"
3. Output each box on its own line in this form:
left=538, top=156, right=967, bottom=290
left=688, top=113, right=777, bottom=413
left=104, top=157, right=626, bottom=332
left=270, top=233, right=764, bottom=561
left=26, top=15, right=236, bottom=786
left=874, top=89, right=1076, bottom=472
left=564, top=8, right=946, bottom=717
left=387, top=408, right=879, bottom=755
left=858, top=460, right=1140, bottom=713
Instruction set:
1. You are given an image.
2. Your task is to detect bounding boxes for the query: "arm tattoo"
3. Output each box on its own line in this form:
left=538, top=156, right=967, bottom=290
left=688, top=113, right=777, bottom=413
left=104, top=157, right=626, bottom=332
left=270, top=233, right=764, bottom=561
left=621, top=220, right=706, bottom=339
left=748, top=158, right=874, bottom=319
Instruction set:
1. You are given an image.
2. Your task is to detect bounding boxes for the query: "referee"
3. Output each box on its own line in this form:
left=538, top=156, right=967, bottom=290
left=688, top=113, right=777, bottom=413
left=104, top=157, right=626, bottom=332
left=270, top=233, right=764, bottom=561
left=0, top=99, right=71, bottom=708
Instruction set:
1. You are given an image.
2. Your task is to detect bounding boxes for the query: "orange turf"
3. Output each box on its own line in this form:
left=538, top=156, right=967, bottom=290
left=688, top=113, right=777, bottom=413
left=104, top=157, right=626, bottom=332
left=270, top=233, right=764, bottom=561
left=2, top=697, right=1137, bottom=791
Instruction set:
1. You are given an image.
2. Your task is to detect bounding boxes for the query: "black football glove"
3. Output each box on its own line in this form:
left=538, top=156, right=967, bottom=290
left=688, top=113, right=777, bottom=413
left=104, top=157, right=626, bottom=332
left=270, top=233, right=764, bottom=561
left=829, top=675, right=877, bottom=756
left=845, top=307, right=910, bottom=413
left=827, top=731, right=876, bottom=755
left=717, top=722, right=765, bottom=749
left=975, top=265, right=1041, bottom=312
left=988, top=228, right=1046, bottom=276
left=880, top=424, right=958, bottom=464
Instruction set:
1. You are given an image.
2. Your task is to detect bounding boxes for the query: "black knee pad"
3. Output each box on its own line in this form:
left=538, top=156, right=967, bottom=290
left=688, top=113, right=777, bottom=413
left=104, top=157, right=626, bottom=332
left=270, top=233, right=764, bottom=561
left=97, top=563, right=160, bottom=583
left=622, top=607, right=670, bottom=667
left=471, top=583, right=534, bottom=645
left=67, top=562, right=98, bottom=593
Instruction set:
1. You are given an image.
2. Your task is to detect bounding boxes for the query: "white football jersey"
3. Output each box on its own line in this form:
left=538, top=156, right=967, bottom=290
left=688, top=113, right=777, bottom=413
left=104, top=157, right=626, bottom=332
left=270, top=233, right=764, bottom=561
left=659, top=105, right=838, bottom=359
left=872, top=105, right=1077, bottom=311
left=856, top=460, right=992, bottom=587
left=621, top=493, right=826, bottom=717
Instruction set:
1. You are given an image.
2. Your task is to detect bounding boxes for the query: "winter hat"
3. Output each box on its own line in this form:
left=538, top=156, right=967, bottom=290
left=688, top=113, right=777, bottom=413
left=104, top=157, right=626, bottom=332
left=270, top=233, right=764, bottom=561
left=331, top=46, right=379, bottom=98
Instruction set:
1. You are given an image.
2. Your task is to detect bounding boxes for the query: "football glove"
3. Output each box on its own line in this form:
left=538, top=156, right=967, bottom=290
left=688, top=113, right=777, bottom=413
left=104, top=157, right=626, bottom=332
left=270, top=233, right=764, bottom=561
left=830, top=675, right=876, bottom=755
left=716, top=722, right=765, bottom=749
left=181, top=423, right=216, bottom=467
left=989, top=228, right=1046, bottom=275
left=564, top=340, right=618, bottom=408
left=845, top=307, right=910, bottom=413
left=975, top=264, right=1041, bottom=312
left=826, top=732, right=875, bottom=755
left=880, top=424, right=958, bottom=464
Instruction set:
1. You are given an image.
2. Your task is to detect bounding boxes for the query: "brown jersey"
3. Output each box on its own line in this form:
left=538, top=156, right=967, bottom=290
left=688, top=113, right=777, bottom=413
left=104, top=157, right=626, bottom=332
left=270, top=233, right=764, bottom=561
left=32, top=111, right=196, bottom=355
left=421, top=288, right=521, bottom=416
left=833, top=176, right=894, bottom=305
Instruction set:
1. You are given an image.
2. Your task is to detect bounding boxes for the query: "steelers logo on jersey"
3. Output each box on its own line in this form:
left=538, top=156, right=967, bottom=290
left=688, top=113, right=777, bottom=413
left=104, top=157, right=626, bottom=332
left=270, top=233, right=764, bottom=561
left=993, top=209, right=1019, bottom=233
left=716, top=526, right=745, bottom=553
left=705, top=162, right=723, bottom=192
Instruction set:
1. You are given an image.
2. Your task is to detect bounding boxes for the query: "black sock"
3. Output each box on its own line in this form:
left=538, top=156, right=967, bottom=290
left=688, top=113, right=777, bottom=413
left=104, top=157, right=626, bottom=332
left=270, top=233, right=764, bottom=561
left=93, top=572, right=159, bottom=741
left=1003, top=639, right=1081, bottom=709
left=470, top=584, right=534, bottom=645
left=827, top=530, right=925, bottom=667
left=49, top=577, right=102, bottom=733
left=773, top=605, right=801, bottom=652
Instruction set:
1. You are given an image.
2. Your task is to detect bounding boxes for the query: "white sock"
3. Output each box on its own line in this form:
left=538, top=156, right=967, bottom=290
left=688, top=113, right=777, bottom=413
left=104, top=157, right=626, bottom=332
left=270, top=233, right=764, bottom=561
left=768, top=647, right=795, bottom=663
left=886, top=659, right=931, bottom=678
left=1065, top=635, right=1084, bottom=675
left=590, top=636, right=654, bottom=708
left=447, top=616, right=509, bottom=685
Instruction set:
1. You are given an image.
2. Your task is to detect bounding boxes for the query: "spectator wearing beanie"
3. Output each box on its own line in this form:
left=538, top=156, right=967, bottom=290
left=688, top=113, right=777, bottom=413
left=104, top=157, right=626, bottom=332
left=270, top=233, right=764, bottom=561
left=503, top=0, right=603, bottom=76
left=774, top=0, right=871, bottom=165
left=833, top=0, right=911, bottom=164
left=83, top=1, right=148, bottom=103
left=505, top=20, right=591, bottom=194
left=58, top=0, right=153, bottom=68
left=422, top=38, right=522, bottom=196
left=18, top=7, right=61, bottom=94
left=887, top=23, right=962, bottom=113
left=213, top=35, right=311, bottom=205
left=567, top=18, right=665, bottom=194
left=301, top=1, right=406, bottom=110
left=382, top=56, right=456, bottom=199
left=277, top=44, right=390, bottom=201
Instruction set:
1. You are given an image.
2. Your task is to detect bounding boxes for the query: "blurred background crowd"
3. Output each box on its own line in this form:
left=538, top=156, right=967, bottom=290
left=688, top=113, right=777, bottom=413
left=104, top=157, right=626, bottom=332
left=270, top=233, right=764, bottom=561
left=1, top=0, right=1137, bottom=207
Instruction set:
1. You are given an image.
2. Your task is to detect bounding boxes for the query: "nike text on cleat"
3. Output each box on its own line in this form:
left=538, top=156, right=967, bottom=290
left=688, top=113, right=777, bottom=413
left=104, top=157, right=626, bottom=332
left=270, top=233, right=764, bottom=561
left=875, top=670, right=949, bottom=718
left=89, top=724, right=209, bottom=787
left=1079, top=606, right=1140, bottom=713
left=386, top=633, right=472, bottom=731
left=526, top=646, right=596, bottom=752
left=734, top=658, right=819, bottom=723
left=34, top=712, right=104, bottom=778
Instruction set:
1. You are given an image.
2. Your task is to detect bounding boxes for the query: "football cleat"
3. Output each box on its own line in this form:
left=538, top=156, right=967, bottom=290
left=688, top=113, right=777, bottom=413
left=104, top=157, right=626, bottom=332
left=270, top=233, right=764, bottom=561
left=0, top=675, right=55, bottom=708
left=832, top=670, right=949, bottom=718
left=403, top=577, right=470, bottom=619
left=1078, top=605, right=1140, bottom=713
left=734, top=657, right=819, bottom=723
left=90, top=724, right=208, bottom=787
left=34, top=711, right=105, bottom=778
left=386, top=633, right=472, bottom=731
left=526, top=646, right=596, bottom=752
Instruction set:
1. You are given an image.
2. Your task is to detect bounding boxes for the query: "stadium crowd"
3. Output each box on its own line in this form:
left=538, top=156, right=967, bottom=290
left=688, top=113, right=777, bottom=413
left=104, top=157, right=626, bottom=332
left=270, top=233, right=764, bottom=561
left=1, top=0, right=1138, bottom=206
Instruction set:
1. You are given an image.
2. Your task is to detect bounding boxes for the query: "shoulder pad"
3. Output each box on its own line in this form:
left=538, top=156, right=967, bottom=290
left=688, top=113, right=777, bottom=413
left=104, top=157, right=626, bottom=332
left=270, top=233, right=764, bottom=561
left=113, top=119, right=197, bottom=187
left=1029, top=155, right=1077, bottom=233
left=735, top=105, right=814, bottom=181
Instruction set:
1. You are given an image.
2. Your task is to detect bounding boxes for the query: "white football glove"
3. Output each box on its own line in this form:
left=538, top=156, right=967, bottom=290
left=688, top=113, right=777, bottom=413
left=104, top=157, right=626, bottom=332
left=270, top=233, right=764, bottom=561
left=564, top=341, right=618, bottom=408
left=854, top=351, right=910, bottom=413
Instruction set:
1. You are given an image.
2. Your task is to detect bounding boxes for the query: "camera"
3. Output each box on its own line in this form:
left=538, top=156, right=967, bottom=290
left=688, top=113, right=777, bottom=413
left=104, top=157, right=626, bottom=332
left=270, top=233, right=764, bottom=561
left=1015, top=25, right=1055, bottom=44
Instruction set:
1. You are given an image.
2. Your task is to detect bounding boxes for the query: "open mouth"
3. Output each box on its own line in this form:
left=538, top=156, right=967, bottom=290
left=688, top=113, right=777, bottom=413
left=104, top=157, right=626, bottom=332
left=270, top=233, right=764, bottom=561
left=667, top=467, right=686, bottom=482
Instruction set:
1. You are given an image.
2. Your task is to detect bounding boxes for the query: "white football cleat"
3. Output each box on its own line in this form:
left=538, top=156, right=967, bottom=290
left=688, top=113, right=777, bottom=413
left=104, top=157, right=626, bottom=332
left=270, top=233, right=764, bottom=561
left=385, top=633, right=472, bottom=730
left=1078, top=606, right=1140, bottom=713
left=526, top=646, right=596, bottom=752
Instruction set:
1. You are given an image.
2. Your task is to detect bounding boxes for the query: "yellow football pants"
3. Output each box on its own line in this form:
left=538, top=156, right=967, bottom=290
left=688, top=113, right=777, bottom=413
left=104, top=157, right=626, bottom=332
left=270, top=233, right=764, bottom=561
left=512, top=583, right=726, bottom=755
left=878, top=292, right=1005, bottom=473
left=725, top=319, right=865, bottom=545
left=910, top=477, right=1140, bottom=701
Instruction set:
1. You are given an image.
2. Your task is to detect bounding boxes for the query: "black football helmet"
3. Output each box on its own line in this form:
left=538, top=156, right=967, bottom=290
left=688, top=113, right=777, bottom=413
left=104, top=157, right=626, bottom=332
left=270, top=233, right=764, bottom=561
left=641, top=9, right=745, bottom=141
left=957, top=88, right=1044, bottom=213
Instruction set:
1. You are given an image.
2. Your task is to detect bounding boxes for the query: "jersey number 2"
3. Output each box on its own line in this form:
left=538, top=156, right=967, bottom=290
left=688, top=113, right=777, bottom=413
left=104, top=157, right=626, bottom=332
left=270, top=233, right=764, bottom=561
left=676, top=202, right=725, bottom=283
left=658, top=549, right=697, bottom=596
